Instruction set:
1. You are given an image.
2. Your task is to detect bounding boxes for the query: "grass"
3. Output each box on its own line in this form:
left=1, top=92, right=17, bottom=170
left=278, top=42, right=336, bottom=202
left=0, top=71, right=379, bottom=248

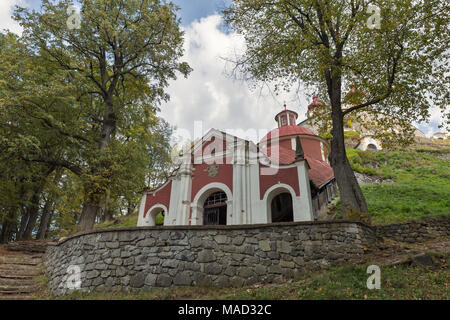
left=94, top=212, right=163, bottom=230
left=53, top=253, right=449, bottom=300
left=344, top=130, right=361, bottom=140
left=94, top=213, right=139, bottom=230
left=344, top=147, right=450, bottom=225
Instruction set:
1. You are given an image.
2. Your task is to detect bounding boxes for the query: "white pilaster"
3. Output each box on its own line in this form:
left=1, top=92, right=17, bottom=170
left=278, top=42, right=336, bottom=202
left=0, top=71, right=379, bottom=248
left=176, top=154, right=193, bottom=225
left=167, top=177, right=180, bottom=225
left=296, top=160, right=314, bottom=221
left=137, top=193, right=147, bottom=227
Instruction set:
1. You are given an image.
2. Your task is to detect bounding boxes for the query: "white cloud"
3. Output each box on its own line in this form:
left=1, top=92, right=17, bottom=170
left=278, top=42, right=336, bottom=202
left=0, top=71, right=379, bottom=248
left=161, top=15, right=307, bottom=145
left=162, top=14, right=447, bottom=144
left=0, top=0, right=27, bottom=35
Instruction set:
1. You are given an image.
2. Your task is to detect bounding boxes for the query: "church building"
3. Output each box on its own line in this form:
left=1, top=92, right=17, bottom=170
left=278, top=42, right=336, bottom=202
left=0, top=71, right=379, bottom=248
left=137, top=106, right=337, bottom=227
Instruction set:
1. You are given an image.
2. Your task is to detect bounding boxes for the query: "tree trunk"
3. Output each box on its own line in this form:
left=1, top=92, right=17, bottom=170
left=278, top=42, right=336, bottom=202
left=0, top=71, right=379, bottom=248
left=36, top=168, right=62, bottom=239
left=104, top=209, right=114, bottom=222
left=101, top=188, right=114, bottom=222
left=44, top=210, right=54, bottom=238
left=78, top=203, right=99, bottom=232
left=127, top=200, right=135, bottom=216
left=329, top=116, right=370, bottom=220
left=21, top=192, right=42, bottom=240
left=0, top=209, right=15, bottom=244
left=78, top=98, right=116, bottom=232
left=326, top=68, right=370, bottom=223
left=17, top=212, right=29, bottom=241
left=0, top=221, right=9, bottom=244
left=36, top=198, right=53, bottom=240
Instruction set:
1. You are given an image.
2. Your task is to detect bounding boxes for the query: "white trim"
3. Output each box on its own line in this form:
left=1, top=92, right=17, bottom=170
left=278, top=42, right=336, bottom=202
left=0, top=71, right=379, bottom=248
left=259, top=134, right=330, bottom=151
left=140, top=204, right=168, bottom=227
left=263, top=183, right=297, bottom=202
left=296, top=161, right=314, bottom=221
left=262, top=183, right=297, bottom=223
left=190, top=128, right=240, bottom=156
left=193, top=182, right=233, bottom=205
left=137, top=193, right=147, bottom=226
left=191, top=182, right=233, bottom=226
left=358, top=137, right=381, bottom=151
left=145, top=179, right=172, bottom=196
left=167, top=176, right=180, bottom=225
left=320, top=142, right=325, bottom=162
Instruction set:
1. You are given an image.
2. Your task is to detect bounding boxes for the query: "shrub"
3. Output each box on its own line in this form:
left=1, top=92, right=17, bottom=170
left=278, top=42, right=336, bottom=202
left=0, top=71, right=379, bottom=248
left=346, top=149, right=362, bottom=165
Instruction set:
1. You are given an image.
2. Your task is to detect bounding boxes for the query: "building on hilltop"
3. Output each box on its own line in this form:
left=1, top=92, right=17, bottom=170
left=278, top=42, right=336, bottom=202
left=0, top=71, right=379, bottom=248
left=137, top=106, right=337, bottom=227
left=300, top=94, right=427, bottom=151
left=432, top=132, right=448, bottom=140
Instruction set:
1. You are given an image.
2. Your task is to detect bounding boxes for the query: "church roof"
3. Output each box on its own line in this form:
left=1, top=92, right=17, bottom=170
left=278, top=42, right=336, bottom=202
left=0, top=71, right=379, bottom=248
left=259, top=125, right=316, bottom=143
left=305, top=155, right=335, bottom=188
left=274, top=109, right=298, bottom=121
left=261, top=144, right=334, bottom=188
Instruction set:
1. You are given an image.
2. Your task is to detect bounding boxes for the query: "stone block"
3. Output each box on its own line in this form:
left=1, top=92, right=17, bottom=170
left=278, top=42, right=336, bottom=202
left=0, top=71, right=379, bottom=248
left=197, top=250, right=216, bottom=263
left=130, top=273, right=146, bottom=288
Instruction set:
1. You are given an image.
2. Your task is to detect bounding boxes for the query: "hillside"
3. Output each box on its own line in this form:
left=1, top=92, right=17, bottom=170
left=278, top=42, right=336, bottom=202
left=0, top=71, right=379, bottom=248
left=344, top=146, right=450, bottom=224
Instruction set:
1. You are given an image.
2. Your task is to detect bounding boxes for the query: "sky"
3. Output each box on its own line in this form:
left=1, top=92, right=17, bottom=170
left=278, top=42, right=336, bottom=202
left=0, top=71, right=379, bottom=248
left=1, top=0, right=446, bottom=144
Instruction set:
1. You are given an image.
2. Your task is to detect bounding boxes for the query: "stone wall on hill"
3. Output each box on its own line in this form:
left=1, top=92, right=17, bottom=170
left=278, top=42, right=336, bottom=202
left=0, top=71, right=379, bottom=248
left=44, top=221, right=376, bottom=296
left=374, top=216, right=449, bottom=243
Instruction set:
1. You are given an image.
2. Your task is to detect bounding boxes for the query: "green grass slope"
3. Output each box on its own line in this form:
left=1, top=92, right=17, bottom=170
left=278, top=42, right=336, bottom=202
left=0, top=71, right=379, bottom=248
left=347, top=148, right=450, bottom=225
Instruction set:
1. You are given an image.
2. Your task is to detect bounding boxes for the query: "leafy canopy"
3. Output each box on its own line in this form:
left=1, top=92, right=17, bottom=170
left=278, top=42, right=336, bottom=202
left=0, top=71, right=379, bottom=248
left=224, top=0, right=449, bottom=130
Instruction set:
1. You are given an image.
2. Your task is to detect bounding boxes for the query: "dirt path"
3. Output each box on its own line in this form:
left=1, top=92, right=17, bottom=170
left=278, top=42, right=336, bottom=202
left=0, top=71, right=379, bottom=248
left=0, top=241, right=50, bottom=300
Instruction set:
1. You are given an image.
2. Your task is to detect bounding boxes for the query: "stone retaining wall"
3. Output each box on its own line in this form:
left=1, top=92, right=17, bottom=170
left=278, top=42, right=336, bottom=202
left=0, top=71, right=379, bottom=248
left=45, top=221, right=375, bottom=296
left=374, top=216, right=449, bottom=243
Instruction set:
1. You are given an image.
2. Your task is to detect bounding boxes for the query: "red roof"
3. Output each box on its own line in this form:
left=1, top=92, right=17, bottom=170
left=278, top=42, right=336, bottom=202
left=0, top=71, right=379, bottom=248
left=261, top=145, right=335, bottom=188
left=305, top=156, right=335, bottom=187
left=260, top=125, right=316, bottom=143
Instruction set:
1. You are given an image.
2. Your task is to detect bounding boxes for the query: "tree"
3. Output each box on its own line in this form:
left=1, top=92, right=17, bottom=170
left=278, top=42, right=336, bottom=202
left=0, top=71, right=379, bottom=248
left=0, top=29, right=180, bottom=241
left=224, top=0, right=449, bottom=220
left=13, top=0, right=191, bottom=231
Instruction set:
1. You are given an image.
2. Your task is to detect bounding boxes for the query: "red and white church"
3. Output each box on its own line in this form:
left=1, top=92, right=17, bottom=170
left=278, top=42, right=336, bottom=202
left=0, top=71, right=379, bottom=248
left=137, top=105, right=337, bottom=227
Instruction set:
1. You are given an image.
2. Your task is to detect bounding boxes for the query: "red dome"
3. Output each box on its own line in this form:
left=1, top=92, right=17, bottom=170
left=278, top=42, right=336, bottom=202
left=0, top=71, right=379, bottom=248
left=260, top=125, right=316, bottom=143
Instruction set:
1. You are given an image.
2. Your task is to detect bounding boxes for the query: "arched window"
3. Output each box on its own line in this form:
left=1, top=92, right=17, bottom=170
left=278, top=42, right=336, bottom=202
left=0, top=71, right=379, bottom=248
left=203, top=191, right=227, bottom=225
left=367, top=144, right=378, bottom=151
left=271, top=193, right=293, bottom=222
left=144, top=205, right=167, bottom=227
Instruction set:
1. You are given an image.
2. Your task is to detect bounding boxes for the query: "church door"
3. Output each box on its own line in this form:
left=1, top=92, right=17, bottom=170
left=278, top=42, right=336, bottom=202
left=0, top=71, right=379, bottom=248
left=203, top=191, right=227, bottom=225
left=271, top=193, right=294, bottom=222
